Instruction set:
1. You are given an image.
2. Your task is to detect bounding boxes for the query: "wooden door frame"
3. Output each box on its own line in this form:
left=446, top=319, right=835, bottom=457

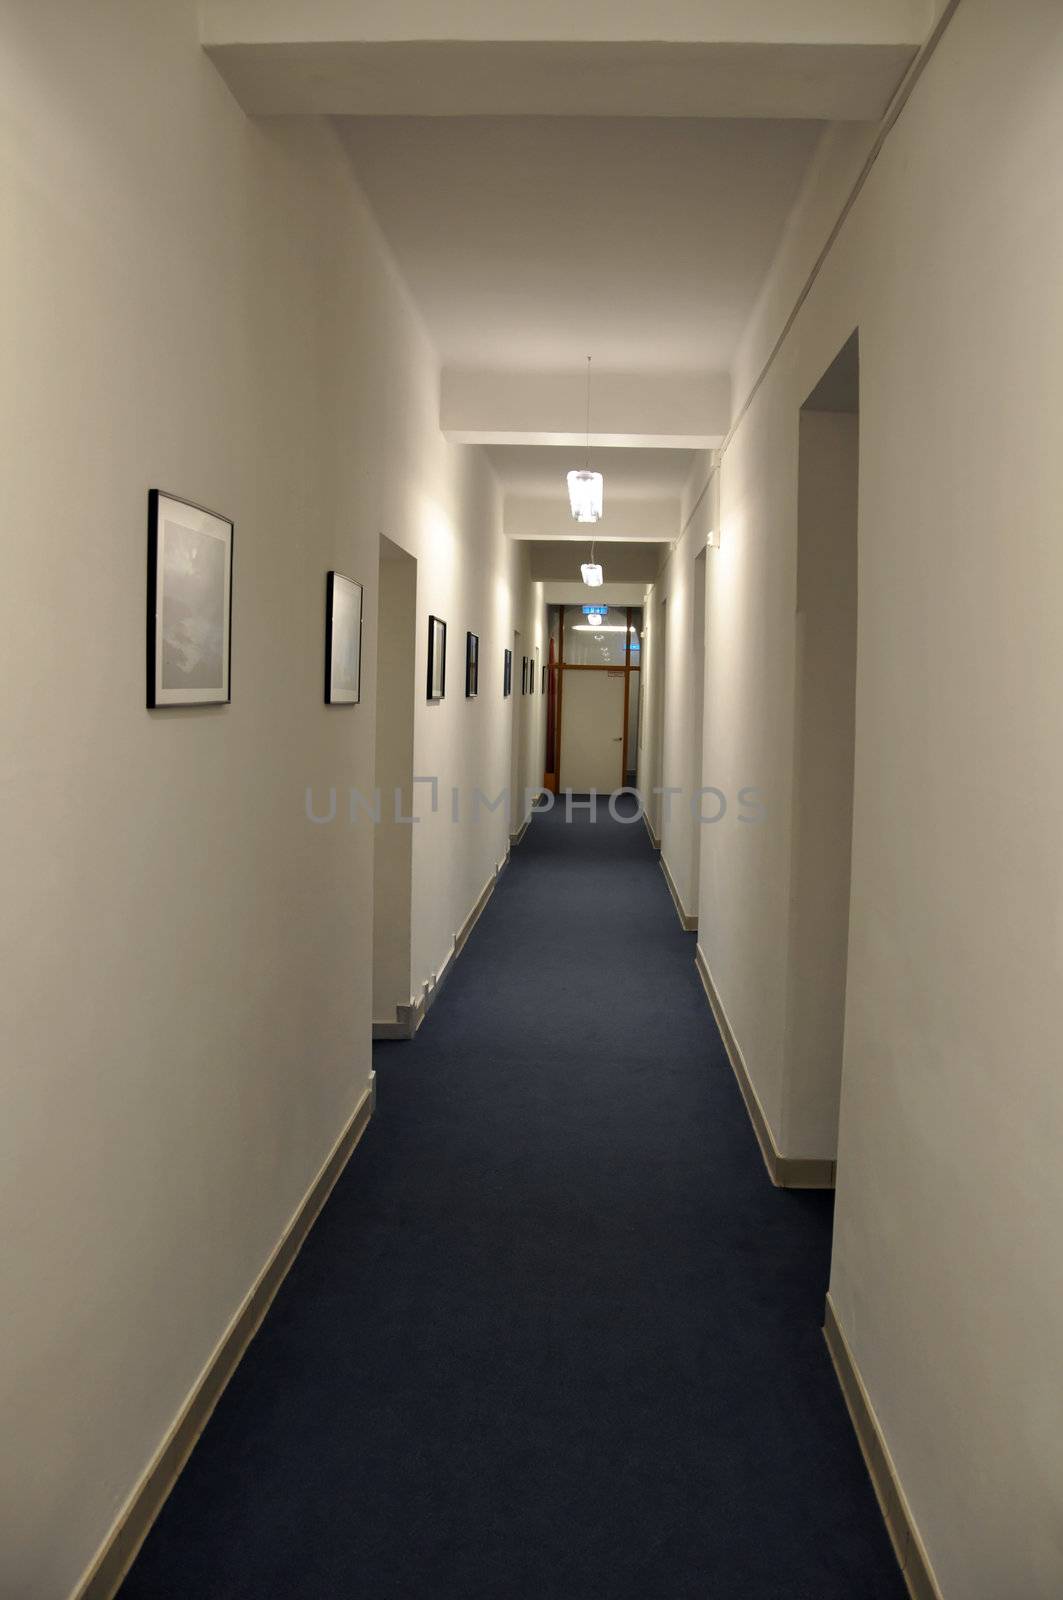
left=553, top=603, right=639, bottom=791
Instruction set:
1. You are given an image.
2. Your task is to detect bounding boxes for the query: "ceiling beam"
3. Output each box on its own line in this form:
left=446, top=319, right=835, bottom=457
left=202, top=3, right=929, bottom=48
left=505, top=497, right=679, bottom=543
left=443, top=371, right=729, bottom=452
left=527, top=541, right=663, bottom=584
left=202, top=2, right=925, bottom=120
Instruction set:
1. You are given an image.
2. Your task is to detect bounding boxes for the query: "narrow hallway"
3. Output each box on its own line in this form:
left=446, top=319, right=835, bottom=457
left=121, top=802, right=903, bottom=1599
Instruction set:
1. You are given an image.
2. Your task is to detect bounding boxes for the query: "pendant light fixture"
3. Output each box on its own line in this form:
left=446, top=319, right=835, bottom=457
left=581, top=540, right=604, bottom=588
left=568, top=356, right=604, bottom=526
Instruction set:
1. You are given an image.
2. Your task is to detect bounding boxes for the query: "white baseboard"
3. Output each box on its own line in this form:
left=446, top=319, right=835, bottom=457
left=372, top=1002, right=422, bottom=1040
left=71, top=1076, right=376, bottom=1600
left=642, top=811, right=661, bottom=852
left=373, top=852, right=511, bottom=1040
left=823, top=1296, right=943, bottom=1600
left=693, top=944, right=835, bottom=1189
left=659, top=853, right=698, bottom=931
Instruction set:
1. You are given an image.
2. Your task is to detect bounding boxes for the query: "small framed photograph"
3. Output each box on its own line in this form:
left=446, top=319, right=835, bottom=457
left=542, top=664, right=547, bottom=695
left=521, top=656, right=527, bottom=695
left=325, top=572, right=363, bottom=704
left=465, top=631, right=479, bottom=697
left=147, top=490, right=233, bottom=708
left=503, top=648, right=512, bottom=697
left=427, top=614, right=447, bottom=700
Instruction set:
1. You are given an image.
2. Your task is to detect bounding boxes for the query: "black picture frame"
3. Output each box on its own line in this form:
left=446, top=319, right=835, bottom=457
left=427, top=614, right=447, bottom=700
left=147, top=488, right=234, bottom=708
left=521, top=656, right=527, bottom=695
left=542, top=664, right=547, bottom=695
left=465, top=631, right=479, bottom=697
left=503, top=648, right=512, bottom=697
left=324, top=572, right=363, bottom=705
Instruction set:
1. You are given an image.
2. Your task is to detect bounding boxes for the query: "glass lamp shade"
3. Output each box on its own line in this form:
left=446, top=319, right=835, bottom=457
left=567, top=469, right=604, bottom=523
left=580, top=562, right=604, bottom=587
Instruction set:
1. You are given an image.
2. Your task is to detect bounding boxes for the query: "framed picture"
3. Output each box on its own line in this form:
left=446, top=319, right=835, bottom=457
left=465, top=631, right=479, bottom=697
left=503, top=648, right=512, bottom=697
left=427, top=614, right=447, bottom=700
left=147, top=490, right=233, bottom=708
left=542, top=664, right=547, bottom=695
left=521, top=656, right=527, bottom=695
left=324, top=572, right=363, bottom=704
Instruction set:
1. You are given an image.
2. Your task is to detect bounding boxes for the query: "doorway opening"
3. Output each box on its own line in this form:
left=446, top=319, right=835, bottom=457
left=510, top=629, right=523, bottom=835
left=689, top=548, right=707, bottom=914
left=785, top=329, right=859, bottom=1161
left=549, top=604, right=642, bottom=795
left=651, top=596, right=667, bottom=836
left=372, top=535, right=417, bottom=1027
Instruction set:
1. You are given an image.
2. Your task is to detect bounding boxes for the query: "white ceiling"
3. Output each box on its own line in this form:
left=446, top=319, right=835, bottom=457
left=338, top=116, right=822, bottom=374
left=205, top=3, right=923, bottom=120
left=205, top=5, right=922, bottom=518
left=483, top=445, right=695, bottom=500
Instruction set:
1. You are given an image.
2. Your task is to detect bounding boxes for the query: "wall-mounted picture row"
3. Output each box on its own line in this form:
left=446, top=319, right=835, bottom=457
left=148, top=491, right=368, bottom=712
left=325, top=572, right=363, bottom=705
left=147, top=511, right=519, bottom=715
left=428, top=618, right=521, bottom=702
left=147, top=490, right=233, bottom=708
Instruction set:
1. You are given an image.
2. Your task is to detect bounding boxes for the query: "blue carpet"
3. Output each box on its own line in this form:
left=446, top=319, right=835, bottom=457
left=120, top=799, right=904, bottom=1598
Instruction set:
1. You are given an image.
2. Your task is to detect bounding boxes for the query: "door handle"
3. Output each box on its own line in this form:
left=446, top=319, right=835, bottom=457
left=612, top=736, right=623, bottom=742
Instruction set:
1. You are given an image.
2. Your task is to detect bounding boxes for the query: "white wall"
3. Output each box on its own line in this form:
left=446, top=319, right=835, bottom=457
left=696, top=2, right=1063, bottom=1592
left=410, top=540, right=543, bottom=998
left=643, top=491, right=714, bottom=919
left=0, top=4, right=534, bottom=1594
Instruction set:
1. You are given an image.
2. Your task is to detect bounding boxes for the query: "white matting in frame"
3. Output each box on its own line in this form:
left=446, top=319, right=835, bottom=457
left=147, top=490, right=233, bottom=707
left=325, top=572, right=363, bottom=704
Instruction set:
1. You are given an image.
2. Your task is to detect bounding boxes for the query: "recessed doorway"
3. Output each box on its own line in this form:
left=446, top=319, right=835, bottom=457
left=372, top=535, right=417, bottom=1026
left=785, top=330, right=859, bottom=1160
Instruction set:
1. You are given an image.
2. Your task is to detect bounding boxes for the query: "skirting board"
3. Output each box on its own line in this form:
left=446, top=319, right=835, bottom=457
left=823, top=1296, right=942, bottom=1600
left=659, top=853, right=698, bottom=932
left=693, top=943, right=835, bottom=1189
left=642, top=811, right=661, bottom=852
left=455, top=862, right=501, bottom=959
left=375, top=853, right=509, bottom=1042
left=72, top=1075, right=376, bottom=1600
left=509, top=812, right=531, bottom=847
left=372, top=1000, right=423, bottom=1041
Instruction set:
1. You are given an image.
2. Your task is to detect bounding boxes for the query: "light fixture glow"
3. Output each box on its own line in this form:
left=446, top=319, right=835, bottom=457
left=580, top=560, right=604, bottom=587
left=567, top=469, right=603, bottom=524
left=568, top=356, right=605, bottom=524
